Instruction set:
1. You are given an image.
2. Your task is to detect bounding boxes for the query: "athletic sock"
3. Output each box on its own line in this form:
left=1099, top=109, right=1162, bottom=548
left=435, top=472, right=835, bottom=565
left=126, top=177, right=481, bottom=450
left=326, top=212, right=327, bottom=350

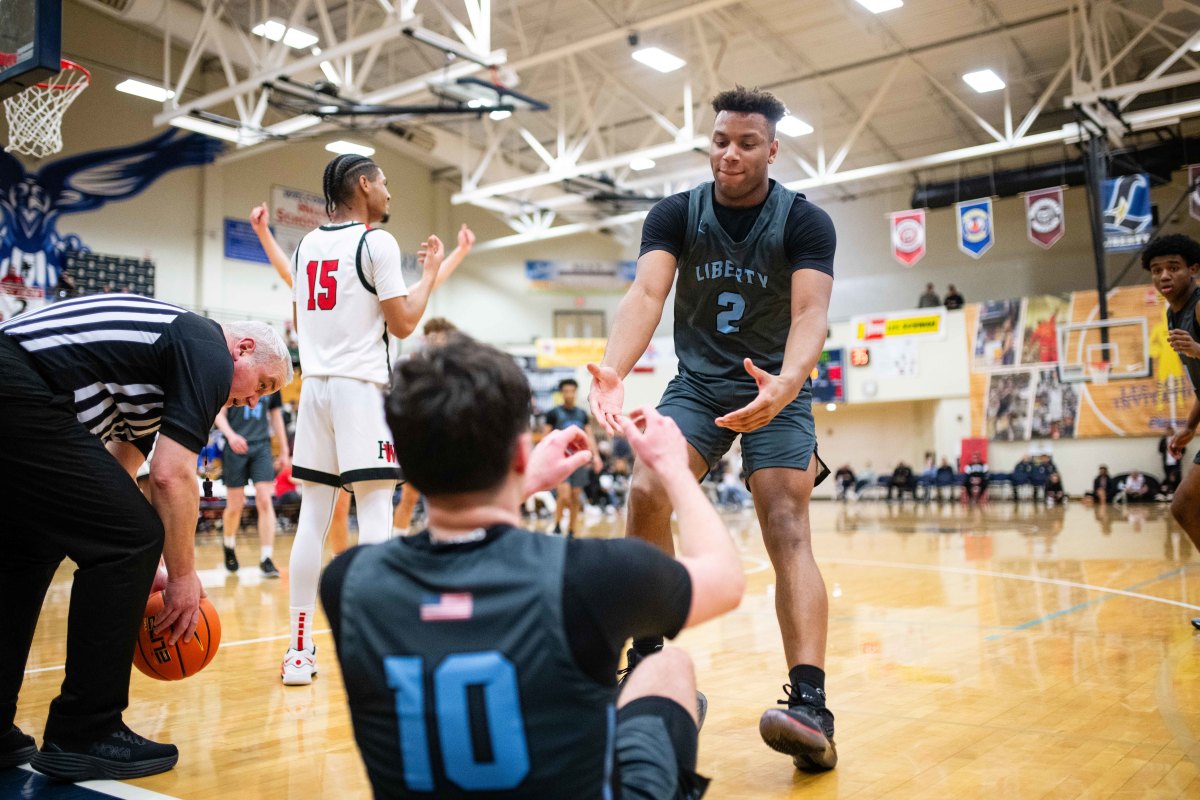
left=290, top=606, right=315, bottom=652
left=260, top=545, right=273, bottom=560
left=789, top=664, right=826, bottom=698
left=223, top=535, right=236, bottom=549
left=632, top=636, right=664, bottom=657
left=393, top=527, right=409, bottom=538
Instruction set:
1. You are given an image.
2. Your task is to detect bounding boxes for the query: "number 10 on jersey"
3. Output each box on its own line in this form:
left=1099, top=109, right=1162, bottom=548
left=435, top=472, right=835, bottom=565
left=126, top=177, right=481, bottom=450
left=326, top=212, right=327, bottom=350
left=305, top=260, right=338, bottom=310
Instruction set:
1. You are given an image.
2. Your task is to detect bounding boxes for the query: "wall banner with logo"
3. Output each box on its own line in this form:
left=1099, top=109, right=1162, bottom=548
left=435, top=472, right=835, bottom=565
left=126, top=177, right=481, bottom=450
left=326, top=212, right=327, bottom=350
left=1024, top=187, right=1065, bottom=250
left=956, top=197, right=994, bottom=259
left=889, top=209, right=926, bottom=267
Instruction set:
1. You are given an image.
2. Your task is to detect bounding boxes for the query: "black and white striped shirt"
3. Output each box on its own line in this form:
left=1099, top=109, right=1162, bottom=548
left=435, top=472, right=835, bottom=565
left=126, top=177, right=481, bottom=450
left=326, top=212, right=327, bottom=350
left=0, top=294, right=233, bottom=454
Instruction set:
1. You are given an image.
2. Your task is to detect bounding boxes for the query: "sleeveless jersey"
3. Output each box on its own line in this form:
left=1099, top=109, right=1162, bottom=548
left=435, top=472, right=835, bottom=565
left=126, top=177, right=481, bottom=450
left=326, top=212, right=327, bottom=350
left=336, top=529, right=616, bottom=799
left=293, top=222, right=407, bottom=386
left=674, top=181, right=798, bottom=382
left=1168, top=285, right=1200, bottom=398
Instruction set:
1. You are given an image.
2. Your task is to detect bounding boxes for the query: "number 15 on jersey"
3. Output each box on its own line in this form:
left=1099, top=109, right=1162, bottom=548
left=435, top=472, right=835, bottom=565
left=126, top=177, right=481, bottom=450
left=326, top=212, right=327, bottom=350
left=305, top=259, right=339, bottom=310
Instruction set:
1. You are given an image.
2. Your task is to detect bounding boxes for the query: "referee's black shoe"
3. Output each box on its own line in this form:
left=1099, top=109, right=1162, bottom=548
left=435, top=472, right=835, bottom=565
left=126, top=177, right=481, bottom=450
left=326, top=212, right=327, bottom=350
left=0, top=726, right=37, bottom=769
left=759, top=683, right=837, bottom=772
left=32, top=723, right=178, bottom=781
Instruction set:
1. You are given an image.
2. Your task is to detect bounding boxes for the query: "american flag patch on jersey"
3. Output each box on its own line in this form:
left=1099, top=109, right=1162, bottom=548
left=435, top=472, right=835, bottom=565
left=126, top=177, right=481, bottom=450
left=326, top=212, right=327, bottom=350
left=420, top=593, right=473, bottom=622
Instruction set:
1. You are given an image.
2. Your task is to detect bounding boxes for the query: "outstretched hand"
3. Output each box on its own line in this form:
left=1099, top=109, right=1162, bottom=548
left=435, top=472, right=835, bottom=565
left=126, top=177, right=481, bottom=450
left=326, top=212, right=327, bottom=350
left=457, top=223, right=476, bottom=251
left=619, top=407, right=688, bottom=477
left=249, top=203, right=269, bottom=233
left=418, top=235, right=445, bottom=274
left=714, top=358, right=798, bottom=433
left=525, top=427, right=592, bottom=496
left=587, top=363, right=625, bottom=435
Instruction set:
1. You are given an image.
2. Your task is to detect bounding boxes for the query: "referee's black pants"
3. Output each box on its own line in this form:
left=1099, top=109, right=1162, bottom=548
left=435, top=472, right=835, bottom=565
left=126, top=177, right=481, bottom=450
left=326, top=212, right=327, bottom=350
left=0, top=335, right=163, bottom=743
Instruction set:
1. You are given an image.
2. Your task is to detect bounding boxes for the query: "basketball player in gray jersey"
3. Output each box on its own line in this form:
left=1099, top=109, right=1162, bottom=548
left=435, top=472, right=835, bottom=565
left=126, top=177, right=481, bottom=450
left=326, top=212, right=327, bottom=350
left=590, top=85, right=838, bottom=772
left=1142, top=235, right=1200, bottom=628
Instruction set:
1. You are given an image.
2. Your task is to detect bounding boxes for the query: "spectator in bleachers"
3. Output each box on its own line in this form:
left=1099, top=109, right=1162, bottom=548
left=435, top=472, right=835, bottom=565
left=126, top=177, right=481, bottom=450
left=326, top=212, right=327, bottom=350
left=854, top=460, right=879, bottom=497
left=1030, top=454, right=1056, bottom=502
left=1044, top=470, right=1066, bottom=505
left=916, top=454, right=937, bottom=501
left=887, top=460, right=917, bottom=502
left=932, top=457, right=957, bottom=502
left=944, top=284, right=965, bottom=310
left=834, top=464, right=855, bottom=501
left=1011, top=455, right=1034, bottom=499
left=1086, top=465, right=1115, bottom=505
left=1120, top=469, right=1153, bottom=503
left=964, top=453, right=989, bottom=504
left=917, top=283, right=941, bottom=308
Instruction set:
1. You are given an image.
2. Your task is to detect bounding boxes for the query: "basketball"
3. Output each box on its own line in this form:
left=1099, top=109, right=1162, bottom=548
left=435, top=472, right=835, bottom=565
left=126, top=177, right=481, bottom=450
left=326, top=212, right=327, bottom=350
left=133, top=591, right=221, bottom=681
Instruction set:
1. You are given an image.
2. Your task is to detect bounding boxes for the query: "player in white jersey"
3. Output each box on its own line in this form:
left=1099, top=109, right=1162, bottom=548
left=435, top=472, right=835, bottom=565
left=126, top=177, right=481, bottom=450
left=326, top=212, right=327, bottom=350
left=283, top=153, right=448, bottom=685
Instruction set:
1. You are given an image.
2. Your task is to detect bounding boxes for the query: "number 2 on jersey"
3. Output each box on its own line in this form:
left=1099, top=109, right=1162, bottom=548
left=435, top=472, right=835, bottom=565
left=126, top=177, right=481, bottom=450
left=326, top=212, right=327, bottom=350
left=716, top=291, right=746, bottom=334
left=305, top=259, right=338, bottom=310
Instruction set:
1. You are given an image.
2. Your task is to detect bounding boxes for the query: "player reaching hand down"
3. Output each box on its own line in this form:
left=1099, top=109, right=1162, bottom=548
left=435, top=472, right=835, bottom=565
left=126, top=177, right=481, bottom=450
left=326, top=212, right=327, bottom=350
left=320, top=335, right=743, bottom=798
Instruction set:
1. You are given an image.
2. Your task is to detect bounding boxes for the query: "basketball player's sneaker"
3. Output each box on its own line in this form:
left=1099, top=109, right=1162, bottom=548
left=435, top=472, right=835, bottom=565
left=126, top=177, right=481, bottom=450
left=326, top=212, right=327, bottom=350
left=617, top=646, right=707, bottom=730
left=223, top=546, right=239, bottom=572
left=282, top=646, right=317, bottom=685
left=1192, top=617, right=1200, bottom=630
left=0, top=725, right=37, bottom=769
left=759, top=683, right=837, bottom=771
left=260, top=557, right=280, bottom=578
left=32, top=723, right=178, bottom=780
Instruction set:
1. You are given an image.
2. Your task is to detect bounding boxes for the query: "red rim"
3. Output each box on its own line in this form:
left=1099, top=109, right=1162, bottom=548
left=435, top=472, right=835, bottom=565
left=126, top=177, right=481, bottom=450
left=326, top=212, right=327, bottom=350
left=35, top=60, right=91, bottom=91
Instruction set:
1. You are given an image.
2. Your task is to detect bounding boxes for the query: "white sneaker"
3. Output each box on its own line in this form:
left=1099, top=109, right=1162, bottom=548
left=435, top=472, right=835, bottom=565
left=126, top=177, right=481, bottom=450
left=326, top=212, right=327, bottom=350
left=281, top=646, right=317, bottom=685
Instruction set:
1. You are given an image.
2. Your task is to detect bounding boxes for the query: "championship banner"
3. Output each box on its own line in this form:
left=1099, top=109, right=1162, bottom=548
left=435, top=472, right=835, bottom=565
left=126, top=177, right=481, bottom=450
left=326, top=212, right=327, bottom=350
left=1024, top=187, right=1064, bottom=250
left=1102, top=173, right=1152, bottom=252
left=534, top=338, right=608, bottom=368
left=526, top=260, right=637, bottom=291
left=888, top=209, right=925, bottom=267
left=1189, top=165, right=1200, bottom=222
left=271, top=185, right=327, bottom=262
left=956, top=198, right=994, bottom=259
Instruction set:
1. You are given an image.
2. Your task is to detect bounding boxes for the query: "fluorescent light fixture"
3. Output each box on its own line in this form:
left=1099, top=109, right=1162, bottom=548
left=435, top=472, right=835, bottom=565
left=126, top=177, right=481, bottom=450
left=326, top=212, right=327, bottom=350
left=963, top=69, right=1005, bottom=93
left=854, top=0, right=903, bottom=12
left=325, top=140, right=375, bottom=157
left=310, top=48, right=341, bottom=86
left=632, top=47, right=686, bottom=73
left=253, top=18, right=319, bottom=50
left=116, top=78, right=174, bottom=102
left=776, top=115, right=814, bottom=137
left=489, top=109, right=512, bottom=121
left=825, top=403, right=837, bottom=412
left=629, top=157, right=656, bottom=171
left=169, top=115, right=262, bottom=145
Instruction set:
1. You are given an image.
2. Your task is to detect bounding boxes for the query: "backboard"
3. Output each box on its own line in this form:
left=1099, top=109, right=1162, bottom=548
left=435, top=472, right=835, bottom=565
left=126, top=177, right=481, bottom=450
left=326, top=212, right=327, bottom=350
left=1057, top=317, right=1149, bottom=382
left=0, top=0, right=61, bottom=100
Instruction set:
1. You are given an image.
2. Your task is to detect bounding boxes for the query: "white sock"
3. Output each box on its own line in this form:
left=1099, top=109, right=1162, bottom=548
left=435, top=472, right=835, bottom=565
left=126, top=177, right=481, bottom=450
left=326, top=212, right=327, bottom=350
left=223, top=535, right=236, bottom=549
left=393, top=527, right=409, bottom=538
left=261, top=545, right=273, bottom=560
left=290, top=606, right=315, bottom=652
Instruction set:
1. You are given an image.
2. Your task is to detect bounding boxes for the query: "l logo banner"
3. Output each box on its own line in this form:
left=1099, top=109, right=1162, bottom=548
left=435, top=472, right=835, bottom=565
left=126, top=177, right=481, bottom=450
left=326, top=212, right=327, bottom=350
left=889, top=209, right=926, bottom=267
left=956, top=198, right=994, bottom=259
left=1024, top=187, right=1065, bottom=250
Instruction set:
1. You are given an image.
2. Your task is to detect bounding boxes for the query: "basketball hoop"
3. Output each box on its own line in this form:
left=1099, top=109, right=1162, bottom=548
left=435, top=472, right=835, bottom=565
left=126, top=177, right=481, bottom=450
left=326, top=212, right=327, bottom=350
left=1088, top=360, right=1111, bottom=386
left=4, top=60, right=90, bottom=158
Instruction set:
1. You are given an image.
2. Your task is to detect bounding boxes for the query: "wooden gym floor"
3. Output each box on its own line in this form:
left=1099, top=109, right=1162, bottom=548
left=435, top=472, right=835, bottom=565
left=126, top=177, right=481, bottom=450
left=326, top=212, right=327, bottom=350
left=8, top=499, right=1200, bottom=799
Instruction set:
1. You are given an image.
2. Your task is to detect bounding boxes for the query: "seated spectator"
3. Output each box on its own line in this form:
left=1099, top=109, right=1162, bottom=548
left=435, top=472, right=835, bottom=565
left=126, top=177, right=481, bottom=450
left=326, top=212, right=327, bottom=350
left=1011, top=455, right=1034, bottom=499
left=917, top=283, right=941, bottom=308
left=933, top=458, right=957, bottom=502
left=1120, top=469, right=1152, bottom=503
left=854, top=460, right=878, bottom=496
left=1159, top=426, right=1184, bottom=497
left=944, top=284, right=964, bottom=310
left=1086, top=465, right=1115, bottom=505
left=1030, top=454, right=1055, bottom=502
left=963, top=454, right=989, bottom=504
left=834, top=464, right=855, bottom=501
left=718, top=467, right=751, bottom=510
left=1044, top=470, right=1066, bottom=505
left=887, top=461, right=917, bottom=502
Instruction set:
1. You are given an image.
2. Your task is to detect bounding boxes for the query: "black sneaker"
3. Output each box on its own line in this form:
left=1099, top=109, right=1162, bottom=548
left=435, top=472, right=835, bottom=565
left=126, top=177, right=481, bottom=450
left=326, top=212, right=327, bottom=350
left=1192, top=618, right=1200, bottom=630
left=223, top=545, right=239, bottom=572
left=32, top=723, right=178, bottom=781
left=0, top=726, right=37, bottom=770
left=260, top=557, right=280, bottom=578
left=759, top=683, right=837, bottom=772
left=552, top=524, right=562, bottom=535
left=617, top=646, right=708, bottom=730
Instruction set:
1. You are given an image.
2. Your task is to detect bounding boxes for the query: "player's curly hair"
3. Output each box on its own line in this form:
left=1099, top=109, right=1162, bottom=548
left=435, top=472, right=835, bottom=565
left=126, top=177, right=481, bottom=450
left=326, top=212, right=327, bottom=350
left=322, top=154, right=381, bottom=218
left=422, top=317, right=458, bottom=336
left=711, top=85, right=788, bottom=136
left=387, top=334, right=531, bottom=495
left=1141, top=233, right=1200, bottom=269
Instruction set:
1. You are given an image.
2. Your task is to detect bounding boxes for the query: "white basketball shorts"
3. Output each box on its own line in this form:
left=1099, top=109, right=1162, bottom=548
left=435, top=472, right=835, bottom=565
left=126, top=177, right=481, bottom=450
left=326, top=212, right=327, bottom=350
left=291, top=376, right=401, bottom=488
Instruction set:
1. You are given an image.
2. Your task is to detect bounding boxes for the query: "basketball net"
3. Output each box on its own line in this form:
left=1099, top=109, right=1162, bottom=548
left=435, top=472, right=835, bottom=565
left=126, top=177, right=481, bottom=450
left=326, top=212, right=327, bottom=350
left=1088, top=360, right=1111, bottom=386
left=4, top=60, right=90, bottom=159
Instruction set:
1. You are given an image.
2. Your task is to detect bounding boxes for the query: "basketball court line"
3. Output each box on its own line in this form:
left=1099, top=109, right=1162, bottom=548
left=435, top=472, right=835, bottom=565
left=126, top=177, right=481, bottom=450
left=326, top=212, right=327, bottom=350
left=3, top=765, right=181, bottom=800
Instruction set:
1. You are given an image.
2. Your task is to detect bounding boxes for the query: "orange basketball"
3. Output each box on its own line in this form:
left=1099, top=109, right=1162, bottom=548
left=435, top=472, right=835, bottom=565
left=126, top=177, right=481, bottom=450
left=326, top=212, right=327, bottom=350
left=133, top=591, right=221, bottom=681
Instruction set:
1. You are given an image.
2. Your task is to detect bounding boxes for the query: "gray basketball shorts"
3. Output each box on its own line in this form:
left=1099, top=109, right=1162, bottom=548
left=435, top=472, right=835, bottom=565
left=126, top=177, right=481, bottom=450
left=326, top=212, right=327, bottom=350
left=222, top=439, right=275, bottom=487
left=657, top=369, right=818, bottom=479
left=616, top=696, right=708, bottom=799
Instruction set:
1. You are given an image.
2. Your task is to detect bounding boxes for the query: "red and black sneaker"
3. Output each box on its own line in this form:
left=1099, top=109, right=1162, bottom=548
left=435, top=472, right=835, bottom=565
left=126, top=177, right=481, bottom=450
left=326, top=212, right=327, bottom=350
left=759, top=683, right=837, bottom=772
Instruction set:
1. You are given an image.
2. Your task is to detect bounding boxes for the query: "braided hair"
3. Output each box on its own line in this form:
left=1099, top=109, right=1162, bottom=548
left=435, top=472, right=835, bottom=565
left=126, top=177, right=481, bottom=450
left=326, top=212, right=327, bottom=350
left=322, top=154, right=380, bottom=219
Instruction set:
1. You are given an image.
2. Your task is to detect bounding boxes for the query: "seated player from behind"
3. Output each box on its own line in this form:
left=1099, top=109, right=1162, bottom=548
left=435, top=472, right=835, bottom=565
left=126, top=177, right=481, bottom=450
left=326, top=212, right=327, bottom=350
left=213, top=390, right=290, bottom=576
left=320, top=336, right=745, bottom=798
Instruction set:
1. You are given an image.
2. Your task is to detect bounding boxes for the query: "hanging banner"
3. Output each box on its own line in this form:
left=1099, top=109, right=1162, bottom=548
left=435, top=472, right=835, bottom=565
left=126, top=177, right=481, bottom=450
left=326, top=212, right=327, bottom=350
left=1024, top=187, right=1065, bottom=250
left=1189, top=165, right=1200, bottom=222
left=888, top=209, right=926, bottom=267
left=271, top=185, right=327, bottom=262
left=1102, top=173, right=1153, bottom=252
left=956, top=198, right=994, bottom=259
left=526, top=260, right=637, bottom=291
